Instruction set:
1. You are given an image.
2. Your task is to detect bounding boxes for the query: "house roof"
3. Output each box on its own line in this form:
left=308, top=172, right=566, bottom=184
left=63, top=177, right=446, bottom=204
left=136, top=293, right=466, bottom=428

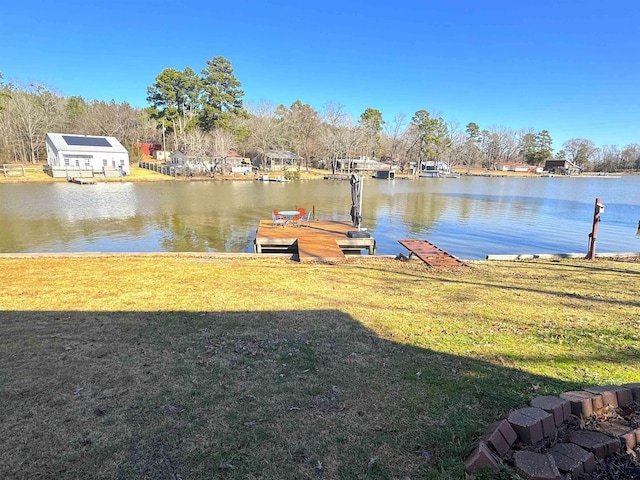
left=46, top=133, right=128, bottom=154
left=266, top=150, right=301, bottom=160
left=172, top=150, right=244, bottom=160
left=545, top=159, right=578, bottom=167
left=421, top=160, right=448, bottom=166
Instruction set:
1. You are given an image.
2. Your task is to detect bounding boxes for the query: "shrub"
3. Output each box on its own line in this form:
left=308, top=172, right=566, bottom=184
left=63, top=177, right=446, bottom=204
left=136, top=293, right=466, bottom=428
left=283, top=169, right=300, bottom=180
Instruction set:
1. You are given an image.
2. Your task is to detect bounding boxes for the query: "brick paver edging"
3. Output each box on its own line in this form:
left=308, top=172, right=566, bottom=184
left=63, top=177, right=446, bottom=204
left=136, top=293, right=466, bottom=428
left=465, top=383, right=640, bottom=479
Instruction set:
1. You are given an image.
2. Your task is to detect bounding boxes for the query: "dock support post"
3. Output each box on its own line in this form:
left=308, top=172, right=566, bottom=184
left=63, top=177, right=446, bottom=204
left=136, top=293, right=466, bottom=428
left=586, top=197, right=604, bottom=260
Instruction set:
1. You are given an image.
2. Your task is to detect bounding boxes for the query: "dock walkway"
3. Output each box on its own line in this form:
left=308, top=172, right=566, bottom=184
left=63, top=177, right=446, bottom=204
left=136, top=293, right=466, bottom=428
left=255, top=220, right=376, bottom=262
left=398, top=239, right=468, bottom=267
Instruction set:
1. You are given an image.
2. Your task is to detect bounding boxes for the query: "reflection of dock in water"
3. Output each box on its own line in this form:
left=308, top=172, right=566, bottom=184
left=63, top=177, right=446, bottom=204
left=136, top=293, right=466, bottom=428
left=255, top=220, right=376, bottom=262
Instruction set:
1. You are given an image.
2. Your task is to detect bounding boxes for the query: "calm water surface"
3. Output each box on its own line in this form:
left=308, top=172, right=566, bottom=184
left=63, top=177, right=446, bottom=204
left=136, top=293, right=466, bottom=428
left=1, top=176, right=639, bottom=259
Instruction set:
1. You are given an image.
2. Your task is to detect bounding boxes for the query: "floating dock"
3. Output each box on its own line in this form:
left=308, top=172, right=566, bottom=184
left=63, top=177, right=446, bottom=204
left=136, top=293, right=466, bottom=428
left=258, top=174, right=290, bottom=182
left=255, top=220, right=376, bottom=262
left=398, top=239, right=468, bottom=267
left=67, top=177, right=97, bottom=185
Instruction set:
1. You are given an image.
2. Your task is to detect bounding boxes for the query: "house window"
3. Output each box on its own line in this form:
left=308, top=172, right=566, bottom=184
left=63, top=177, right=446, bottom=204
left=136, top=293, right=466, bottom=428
left=75, top=159, right=80, bottom=167
left=64, top=158, right=70, bottom=166
left=85, top=159, right=91, bottom=168
left=103, top=160, right=108, bottom=167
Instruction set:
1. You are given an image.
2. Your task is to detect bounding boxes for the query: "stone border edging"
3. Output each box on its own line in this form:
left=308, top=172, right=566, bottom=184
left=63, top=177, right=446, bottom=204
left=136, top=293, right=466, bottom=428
left=486, top=252, right=640, bottom=261
left=465, top=383, right=640, bottom=479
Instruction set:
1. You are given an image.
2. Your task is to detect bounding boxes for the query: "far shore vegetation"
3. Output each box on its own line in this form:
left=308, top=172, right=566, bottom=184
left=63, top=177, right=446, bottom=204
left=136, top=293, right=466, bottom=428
left=1, top=255, right=639, bottom=478
left=3, top=161, right=635, bottom=185
left=1, top=65, right=638, bottom=175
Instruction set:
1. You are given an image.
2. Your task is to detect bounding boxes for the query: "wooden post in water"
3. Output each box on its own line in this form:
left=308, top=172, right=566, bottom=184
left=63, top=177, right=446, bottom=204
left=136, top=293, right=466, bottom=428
left=586, top=197, right=604, bottom=260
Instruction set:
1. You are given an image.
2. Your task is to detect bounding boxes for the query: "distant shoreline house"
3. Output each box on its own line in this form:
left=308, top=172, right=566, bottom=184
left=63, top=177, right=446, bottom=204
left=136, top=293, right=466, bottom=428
left=226, top=151, right=253, bottom=175
left=169, top=150, right=251, bottom=175
left=260, top=150, right=302, bottom=171
left=335, top=156, right=388, bottom=172
left=45, top=133, right=130, bottom=178
left=544, top=159, right=583, bottom=175
left=495, top=162, right=543, bottom=174
left=253, top=150, right=302, bottom=172
left=169, top=151, right=215, bottom=175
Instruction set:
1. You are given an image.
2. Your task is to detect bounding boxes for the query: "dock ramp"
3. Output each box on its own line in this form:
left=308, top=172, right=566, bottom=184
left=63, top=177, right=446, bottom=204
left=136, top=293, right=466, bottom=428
left=398, top=240, right=468, bottom=267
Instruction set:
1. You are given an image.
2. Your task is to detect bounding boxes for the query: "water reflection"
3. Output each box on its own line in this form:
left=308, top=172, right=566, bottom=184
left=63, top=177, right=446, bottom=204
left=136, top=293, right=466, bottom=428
left=0, top=176, right=638, bottom=259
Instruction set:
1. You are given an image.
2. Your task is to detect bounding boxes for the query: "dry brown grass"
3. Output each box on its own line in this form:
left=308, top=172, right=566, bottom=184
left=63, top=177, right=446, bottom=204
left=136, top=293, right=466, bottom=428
left=1, top=255, right=639, bottom=479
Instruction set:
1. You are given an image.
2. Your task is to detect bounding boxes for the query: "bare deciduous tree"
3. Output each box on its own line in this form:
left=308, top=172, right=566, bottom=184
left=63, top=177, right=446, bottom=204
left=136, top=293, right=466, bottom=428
left=320, top=102, right=350, bottom=173
left=276, top=101, right=320, bottom=171
left=562, top=138, right=596, bottom=166
left=0, top=83, right=63, bottom=163
left=381, top=112, right=407, bottom=171
left=241, top=100, right=281, bottom=170
left=480, top=127, right=519, bottom=168
left=209, top=128, right=237, bottom=174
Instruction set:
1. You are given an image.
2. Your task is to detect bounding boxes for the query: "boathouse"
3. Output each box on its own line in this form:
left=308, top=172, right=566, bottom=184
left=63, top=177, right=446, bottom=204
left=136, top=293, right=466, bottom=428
left=419, top=160, right=451, bottom=177
left=45, top=133, right=130, bottom=178
left=373, top=169, right=395, bottom=179
left=544, top=159, right=582, bottom=175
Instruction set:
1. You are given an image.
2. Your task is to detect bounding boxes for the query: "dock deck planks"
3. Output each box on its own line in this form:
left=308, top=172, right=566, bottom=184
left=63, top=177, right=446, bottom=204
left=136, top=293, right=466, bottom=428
left=296, top=236, right=345, bottom=263
left=255, top=220, right=376, bottom=262
left=398, top=239, right=468, bottom=267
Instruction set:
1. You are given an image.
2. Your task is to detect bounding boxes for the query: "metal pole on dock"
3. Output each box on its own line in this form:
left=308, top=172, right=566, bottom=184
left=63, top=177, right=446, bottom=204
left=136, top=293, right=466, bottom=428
left=586, top=197, right=604, bottom=260
left=358, top=175, right=364, bottom=232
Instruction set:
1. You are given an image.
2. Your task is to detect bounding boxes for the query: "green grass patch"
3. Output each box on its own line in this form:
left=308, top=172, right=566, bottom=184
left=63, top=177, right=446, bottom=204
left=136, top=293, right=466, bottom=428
left=0, top=256, right=639, bottom=478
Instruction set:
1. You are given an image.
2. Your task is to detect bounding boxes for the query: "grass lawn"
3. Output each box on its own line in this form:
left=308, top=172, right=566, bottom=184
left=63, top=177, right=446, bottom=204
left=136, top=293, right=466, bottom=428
left=1, top=256, right=639, bottom=479
left=0, top=163, right=174, bottom=183
left=0, top=164, right=336, bottom=184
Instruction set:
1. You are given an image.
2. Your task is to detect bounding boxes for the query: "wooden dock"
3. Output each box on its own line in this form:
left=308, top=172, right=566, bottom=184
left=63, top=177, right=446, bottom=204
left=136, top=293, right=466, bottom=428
left=398, top=239, right=468, bottom=268
left=67, top=177, right=97, bottom=185
left=255, top=220, right=376, bottom=262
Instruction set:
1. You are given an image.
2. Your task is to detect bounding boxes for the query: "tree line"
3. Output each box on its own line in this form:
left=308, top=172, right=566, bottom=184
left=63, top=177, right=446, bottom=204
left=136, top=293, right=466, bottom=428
left=1, top=62, right=639, bottom=173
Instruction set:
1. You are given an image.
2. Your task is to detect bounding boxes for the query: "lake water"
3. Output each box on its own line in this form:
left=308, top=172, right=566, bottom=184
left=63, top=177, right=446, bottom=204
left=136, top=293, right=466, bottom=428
left=1, top=176, right=639, bottom=260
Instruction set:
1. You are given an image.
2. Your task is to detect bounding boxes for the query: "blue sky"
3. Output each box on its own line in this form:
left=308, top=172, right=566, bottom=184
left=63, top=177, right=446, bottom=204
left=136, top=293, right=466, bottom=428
left=1, top=0, right=638, bottom=150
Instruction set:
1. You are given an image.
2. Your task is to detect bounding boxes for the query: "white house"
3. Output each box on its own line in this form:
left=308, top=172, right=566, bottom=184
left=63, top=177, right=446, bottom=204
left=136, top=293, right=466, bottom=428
left=168, top=150, right=252, bottom=176
left=495, top=162, right=530, bottom=172
left=45, top=133, right=130, bottom=177
left=335, top=156, right=388, bottom=172
left=227, top=151, right=253, bottom=175
left=169, top=151, right=216, bottom=175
